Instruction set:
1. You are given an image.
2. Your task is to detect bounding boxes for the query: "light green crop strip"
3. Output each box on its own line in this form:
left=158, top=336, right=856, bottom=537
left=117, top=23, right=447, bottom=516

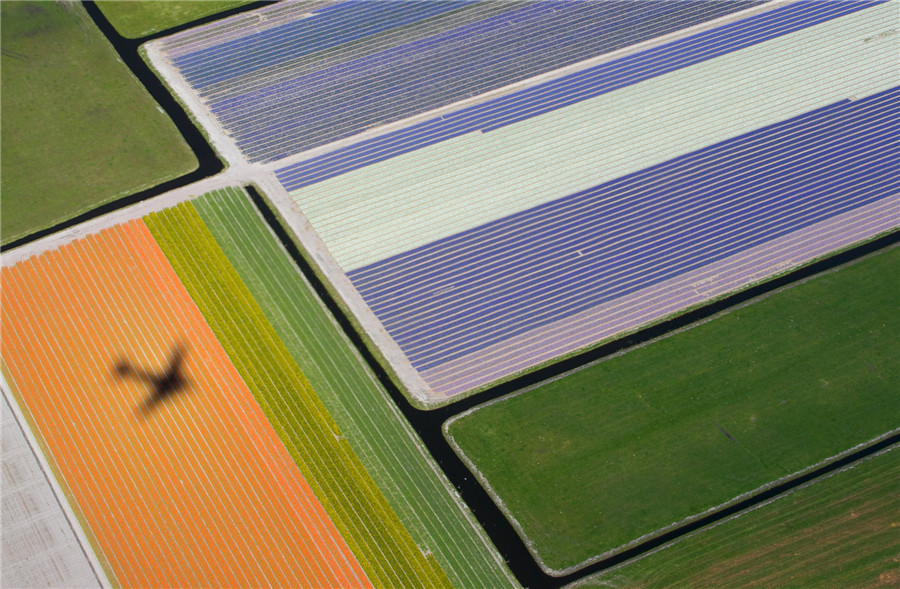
left=145, top=204, right=452, bottom=589
left=193, top=187, right=517, bottom=588
left=289, top=3, right=899, bottom=271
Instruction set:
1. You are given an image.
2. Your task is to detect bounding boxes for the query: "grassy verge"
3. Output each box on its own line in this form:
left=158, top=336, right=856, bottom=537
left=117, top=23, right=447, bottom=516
left=96, top=1, right=251, bottom=38
left=447, top=245, right=900, bottom=572
left=246, top=184, right=430, bottom=407
left=192, top=187, right=516, bottom=588
left=578, top=447, right=899, bottom=588
left=0, top=1, right=196, bottom=245
left=145, top=203, right=451, bottom=589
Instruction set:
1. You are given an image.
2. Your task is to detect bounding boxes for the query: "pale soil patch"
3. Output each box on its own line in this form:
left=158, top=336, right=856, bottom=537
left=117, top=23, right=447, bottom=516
left=1, top=382, right=107, bottom=588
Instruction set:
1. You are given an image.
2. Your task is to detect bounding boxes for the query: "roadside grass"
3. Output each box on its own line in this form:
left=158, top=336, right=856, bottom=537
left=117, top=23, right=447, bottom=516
left=577, top=447, right=900, bottom=588
left=0, top=1, right=196, bottom=246
left=192, top=187, right=515, bottom=589
left=145, top=202, right=452, bottom=589
left=447, top=244, right=900, bottom=572
left=96, top=1, right=251, bottom=38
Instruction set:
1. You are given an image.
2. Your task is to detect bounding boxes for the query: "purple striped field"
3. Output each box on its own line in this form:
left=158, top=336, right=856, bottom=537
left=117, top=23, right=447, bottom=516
left=423, top=201, right=898, bottom=396
left=350, top=86, right=899, bottom=398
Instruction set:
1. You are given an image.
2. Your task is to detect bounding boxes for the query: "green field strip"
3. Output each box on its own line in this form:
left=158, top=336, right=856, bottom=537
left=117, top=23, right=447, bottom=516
left=447, top=245, right=900, bottom=572
left=289, top=3, right=898, bottom=271
left=96, top=1, right=251, bottom=38
left=145, top=204, right=452, bottom=589
left=577, top=446, right=900, bottom=588
left=192, top=187, right=516, bottom=589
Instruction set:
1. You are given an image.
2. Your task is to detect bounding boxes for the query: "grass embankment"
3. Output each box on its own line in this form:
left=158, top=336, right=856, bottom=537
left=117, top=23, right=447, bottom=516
left=96, top=1, right=251, bottom=38
left=192, top=187, right=515, bottom=588
left=448, top=245, right=900, bottom=572
left=579, top=447, right=900, bottom=588
left=0, top=1, right=196, bottom=246
left=146, top=203, right=451, bottom=589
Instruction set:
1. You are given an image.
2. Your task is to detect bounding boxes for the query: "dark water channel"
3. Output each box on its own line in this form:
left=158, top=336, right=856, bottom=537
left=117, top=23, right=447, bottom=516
left=11, top=2, right=899, bottom=586
left=250, top=183, right=900, bottom=587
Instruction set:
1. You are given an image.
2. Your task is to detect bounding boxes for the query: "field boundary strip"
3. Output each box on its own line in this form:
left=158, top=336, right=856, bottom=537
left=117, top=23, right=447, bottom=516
left=191, top=186, right=517, bottom=588
left=145, top=202, right=453, bottom=589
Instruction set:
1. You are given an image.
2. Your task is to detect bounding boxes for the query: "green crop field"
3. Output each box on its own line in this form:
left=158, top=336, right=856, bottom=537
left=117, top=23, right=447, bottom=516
left=146, top=203, right=451, bottom=589
left=0, top=1, right=196, bottom=245
left=579, top=447, right=899, bottom=588
left=192, top=187, right=515, bottom=589
left=97, top=1, right=252, bottom=38
left=447, top=245, right=900, bottom=573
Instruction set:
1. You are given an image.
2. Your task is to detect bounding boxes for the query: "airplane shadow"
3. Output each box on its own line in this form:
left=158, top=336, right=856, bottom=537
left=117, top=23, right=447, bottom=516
left=112, top=342, right=191, bottom=418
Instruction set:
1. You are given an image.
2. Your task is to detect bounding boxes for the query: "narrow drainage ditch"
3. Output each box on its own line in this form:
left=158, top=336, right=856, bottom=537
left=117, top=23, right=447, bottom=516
left=248, top=184, right=900, bottom=586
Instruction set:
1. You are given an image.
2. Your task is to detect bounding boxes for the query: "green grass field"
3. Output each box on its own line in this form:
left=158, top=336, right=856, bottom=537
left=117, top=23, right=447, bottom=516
left=0, top=1, right=196, bottom=245
left=579, top=447, right=899, bottom=588
left=97, top=1, right=251, bottom=38
left=146, top=203, right=452, bottom=589
left=192, top=187, right=515, bottom=588
left=447, top=245, right=899, bottom=572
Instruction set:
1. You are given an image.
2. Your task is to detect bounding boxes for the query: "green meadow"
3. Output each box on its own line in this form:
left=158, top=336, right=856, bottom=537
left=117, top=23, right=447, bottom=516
left=579, top=447, right=899, bottom=588
left=192, top=187, right=515, bottom=588
left=0, top=1, right=195, bottom=245
left=97, top=1, right=252, bottom=38
left=447, top=245, right=899, bottom=572
left=146, top=201, right=452, bottom=589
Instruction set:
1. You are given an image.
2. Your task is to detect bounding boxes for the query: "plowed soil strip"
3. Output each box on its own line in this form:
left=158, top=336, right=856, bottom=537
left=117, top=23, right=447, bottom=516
left=0, top=220, right=370, bottom=588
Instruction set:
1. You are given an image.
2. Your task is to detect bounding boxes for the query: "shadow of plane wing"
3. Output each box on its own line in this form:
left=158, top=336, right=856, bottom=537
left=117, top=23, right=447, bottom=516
left=112, top=342, right=191, bottom=418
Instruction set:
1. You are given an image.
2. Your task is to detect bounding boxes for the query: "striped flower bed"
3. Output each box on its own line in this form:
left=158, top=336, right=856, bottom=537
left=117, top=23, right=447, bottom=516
left=276, top=0, right=898, bottom=402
